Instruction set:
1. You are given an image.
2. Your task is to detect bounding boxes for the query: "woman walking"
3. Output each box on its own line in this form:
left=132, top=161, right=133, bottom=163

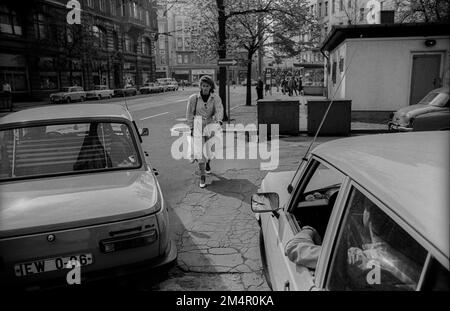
left=186, top=75, right=223, bottom=188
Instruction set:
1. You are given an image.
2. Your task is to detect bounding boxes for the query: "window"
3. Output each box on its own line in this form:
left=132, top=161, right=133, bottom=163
left=176, top=20, right=182, bottom=32
left=177, top=37, right=183, bottom=49
left=183, top=54, right=189, bottom=64
left=34, top=13, right=48, bottom=40
left=119, top=0, right=124, bottom=16
left=359, top=8, right=365, bottom=21
left=318, top=3, right=322, bottom=17
left=348, top=0, right=352, bottom=8
left=87, top=0, right=94, bottom=7
left=0, top=122, right=140, bottom=180
left=184, top=21, right=190, bottom=33
left=92, top=26, right=107, bottom=49
left=332, top=61, right=337, bottom=84
left=421, top=258, right=450, bottom=290
left=290, top=160, right=345, bottom=242
left=110, top=0, right=116, bottom=15
left=184, top=38, right=190, bottom=50
left=177, top=54, right=182, bottom=64
left=0, top=70, right=28, bottom=92
left=325, top=1, right=328, bottom=16
left=39, top=74, right=58, bottom=90
left=112, top=31, right=119, bottom=50
left=133, top=2, right=138, bottom=18
left=339, top=57, right=344, bottom=72
left=146, top=10, right=150, bottom=25
left=124, top=34, right=134, bottom=53
left=0, top=5, right=22, bottom=35
left=340, top=0, right=343, bottom=11
left=326, top=187, right=428, bottom=290
left=332, top=0, right=335, bottom=14
left=99, top=0, right=106, bottom=11
left=141, top=37, right=150, bottom=55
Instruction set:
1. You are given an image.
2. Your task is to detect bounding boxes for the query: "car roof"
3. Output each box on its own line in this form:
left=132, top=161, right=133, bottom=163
left=0, top=104, right=133, bottom=125
left=313, top=131, right=449, bottom=258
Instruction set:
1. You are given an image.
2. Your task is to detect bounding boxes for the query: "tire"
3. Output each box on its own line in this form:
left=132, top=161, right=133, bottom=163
left=98, top=95, right=102, bottom=100
left=108, top=95, right=112, bottom=99
left=66, top=97, right=71, bottom=103
left=80, top=96, right=85, bottom=102
left=259, top=230, right=273, bottom=290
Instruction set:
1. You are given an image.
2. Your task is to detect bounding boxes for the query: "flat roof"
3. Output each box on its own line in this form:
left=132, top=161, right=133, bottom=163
left=0, top=104, right=133, bottom=126
left=321, top=23, right=450, bottom=52
left=313, top=131, right=449, bottom=259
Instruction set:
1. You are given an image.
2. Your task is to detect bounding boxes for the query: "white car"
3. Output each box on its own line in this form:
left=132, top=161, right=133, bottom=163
left=0, top=104, right=177, bottom=290
left=86, top=85, right=114, bottom=100
left=49, top=86, right=86, bottom=103
left=252, top=132, right=449, bottom=291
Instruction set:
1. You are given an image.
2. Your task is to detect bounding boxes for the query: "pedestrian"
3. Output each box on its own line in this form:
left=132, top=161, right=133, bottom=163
left=281, top=79, right=286, bottom=95
left=186, top=75, right=223, bottom=188
left=2, top=81, right=12, bottom=111
left=288, top=77, right=295, bottom=96
left=293, top=78, right=298, bottom=96
left=256, top=77, right=264, bottom=100
left=298, top=77, right=304, bottom=96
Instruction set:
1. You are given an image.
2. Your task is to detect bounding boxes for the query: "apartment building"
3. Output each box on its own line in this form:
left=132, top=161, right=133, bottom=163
left=0, top=0, right=158, bottom=101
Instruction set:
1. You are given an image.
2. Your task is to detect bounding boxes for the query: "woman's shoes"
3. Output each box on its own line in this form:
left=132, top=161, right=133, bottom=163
left=199, top=176, right=206, bottom=188
left=205, top=161, right=211, bottom=174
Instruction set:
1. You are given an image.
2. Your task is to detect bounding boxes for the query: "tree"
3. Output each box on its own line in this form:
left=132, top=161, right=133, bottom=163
left=187, top=0, right=315, bottom=106
left=393, top=0, right=450, bottom=23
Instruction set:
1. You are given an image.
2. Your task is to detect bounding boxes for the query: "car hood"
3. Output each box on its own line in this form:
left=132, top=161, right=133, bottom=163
left=394, top=104, right=443, bottom=119
left=260, top=170, right=295, bottom=208
left=0, top=170, right=159, bottom=238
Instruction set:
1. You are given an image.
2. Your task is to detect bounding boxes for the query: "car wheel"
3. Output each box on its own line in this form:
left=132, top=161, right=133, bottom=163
left=66, top=97, right=71, bottom=103
left=108, top=95, right=112, bottom=99
left=98, top=95, right=102, bottom=100
left=259, top=230, right=273, bottom=290
left=80, top=96, right=85, bottom=102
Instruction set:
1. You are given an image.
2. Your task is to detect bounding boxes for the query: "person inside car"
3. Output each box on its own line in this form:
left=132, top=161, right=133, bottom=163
left=285, top=225, right=322, bottom=269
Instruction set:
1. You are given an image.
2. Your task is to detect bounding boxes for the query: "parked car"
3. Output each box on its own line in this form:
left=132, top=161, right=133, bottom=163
left=167, top=81, right=179, bottom=91
left=191, top=81, right=200, bottom=87
left=86, top=85, right=114, bottom=100
left=412, top=110, right=450, bottom=131
left=251, top=131, right=449, bottom=291
left=50, top=86, right=86, bottom=103
left=139, top=83, right=162, bottom=94
left=388, top=87, right=449, bottom=131
left=0, top=104, right=177, bottom=290
left=114, top=85, right=137, bottom=97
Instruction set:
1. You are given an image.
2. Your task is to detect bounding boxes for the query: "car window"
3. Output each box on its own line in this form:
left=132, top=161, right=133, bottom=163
left=291, top=160, right=345, bottom=240
left=326, top=187, right=428, bottom=291
left=419, top=92, right=449, bottom=107
left=0, top=122, right=141, bottom=180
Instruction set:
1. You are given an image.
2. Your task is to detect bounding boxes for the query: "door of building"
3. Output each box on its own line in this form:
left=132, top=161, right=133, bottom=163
left=409, top=54, right=441, bottom=105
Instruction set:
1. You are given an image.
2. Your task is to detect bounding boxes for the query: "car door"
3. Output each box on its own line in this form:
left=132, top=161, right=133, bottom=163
left=260, top=157, right=346, bottom=291
left=315, top=182, right=431, bottom=291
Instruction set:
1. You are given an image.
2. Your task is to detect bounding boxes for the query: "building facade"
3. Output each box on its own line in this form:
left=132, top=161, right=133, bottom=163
left=0, top=0, right=158, bottom=101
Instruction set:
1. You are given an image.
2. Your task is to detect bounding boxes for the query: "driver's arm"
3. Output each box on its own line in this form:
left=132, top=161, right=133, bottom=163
left=285, top=226, right=322, bottom=269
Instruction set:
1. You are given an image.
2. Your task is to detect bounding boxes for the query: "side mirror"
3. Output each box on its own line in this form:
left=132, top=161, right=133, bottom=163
left=251, top=192, right=280, bottom=213
left=140, top=128, right=149, bottom=136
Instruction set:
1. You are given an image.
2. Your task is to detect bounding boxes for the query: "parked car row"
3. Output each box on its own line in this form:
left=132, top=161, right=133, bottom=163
left=49, top=82, right=181, bottom=103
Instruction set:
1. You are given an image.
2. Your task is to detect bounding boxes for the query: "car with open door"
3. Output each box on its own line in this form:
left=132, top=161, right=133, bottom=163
left=0, top=103, right=177, bottom=290
left=251, top=131, right=449, bottom=291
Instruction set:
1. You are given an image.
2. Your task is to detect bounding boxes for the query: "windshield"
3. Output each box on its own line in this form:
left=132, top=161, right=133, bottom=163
left=419, top=92, right=450, bottom=107
left=0, top=122, right=141, bottom=181
left=60, top=87, right=70, bottom=92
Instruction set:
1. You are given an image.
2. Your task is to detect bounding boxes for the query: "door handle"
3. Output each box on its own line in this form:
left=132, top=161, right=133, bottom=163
left=284, top=280, right=290, bottom=291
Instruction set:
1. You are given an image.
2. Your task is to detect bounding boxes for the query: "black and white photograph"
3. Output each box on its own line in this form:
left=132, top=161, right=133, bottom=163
left=0, top=0, right=449, bottom=302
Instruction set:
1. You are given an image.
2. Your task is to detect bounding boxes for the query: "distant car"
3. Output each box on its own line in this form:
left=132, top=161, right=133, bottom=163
left=191, top=81, right=199, bottom=87
left=388, top=87, right=450, bottom=131
left=114, top=85, right=137, bottom=97
left=412, top=110, right=450, bottom=132
left=0, top=104, right=177, bottom=290
left=139, top=83, right=162, bottom=94
left=252, top=131, right=449, bottom=291
left=86, top=85, right=114, bottom=100
left=167, top=81, right=179, bottom=91
left=50, top=86, right=86, bottom=103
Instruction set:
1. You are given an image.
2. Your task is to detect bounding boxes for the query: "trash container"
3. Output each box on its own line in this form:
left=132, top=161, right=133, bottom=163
left=257, top=98, right=299, bottom=138
left=307, top=99, right=351, bottom=136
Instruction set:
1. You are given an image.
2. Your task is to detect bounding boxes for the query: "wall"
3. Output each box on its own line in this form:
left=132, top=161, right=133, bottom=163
left=328, top=36, right=450, bottom=111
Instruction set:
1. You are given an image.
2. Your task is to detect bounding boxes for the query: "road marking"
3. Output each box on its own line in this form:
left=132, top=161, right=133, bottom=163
left=140, top=112, right=171, bottom=120
left=175, top=99, right=186, bottom=102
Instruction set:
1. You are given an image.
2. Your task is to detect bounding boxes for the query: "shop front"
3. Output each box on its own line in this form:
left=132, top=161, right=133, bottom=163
left=191, top=69, right=216, bottom=83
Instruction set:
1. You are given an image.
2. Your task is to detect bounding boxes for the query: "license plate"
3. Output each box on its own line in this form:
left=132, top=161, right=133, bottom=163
left=14, top=254, right=93, bottom=277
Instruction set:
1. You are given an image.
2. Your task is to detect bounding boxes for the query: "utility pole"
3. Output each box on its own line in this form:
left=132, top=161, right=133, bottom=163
left=217, top=0, right=228, bottom=121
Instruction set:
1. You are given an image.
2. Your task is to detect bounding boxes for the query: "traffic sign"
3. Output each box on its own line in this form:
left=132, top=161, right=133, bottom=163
left=217, top=59, right=238, bottom=66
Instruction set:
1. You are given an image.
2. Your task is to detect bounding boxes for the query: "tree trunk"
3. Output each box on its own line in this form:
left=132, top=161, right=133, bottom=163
left=217, top=0, right=228, bottom=120
left=246, top=57, right=253, bottom=106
